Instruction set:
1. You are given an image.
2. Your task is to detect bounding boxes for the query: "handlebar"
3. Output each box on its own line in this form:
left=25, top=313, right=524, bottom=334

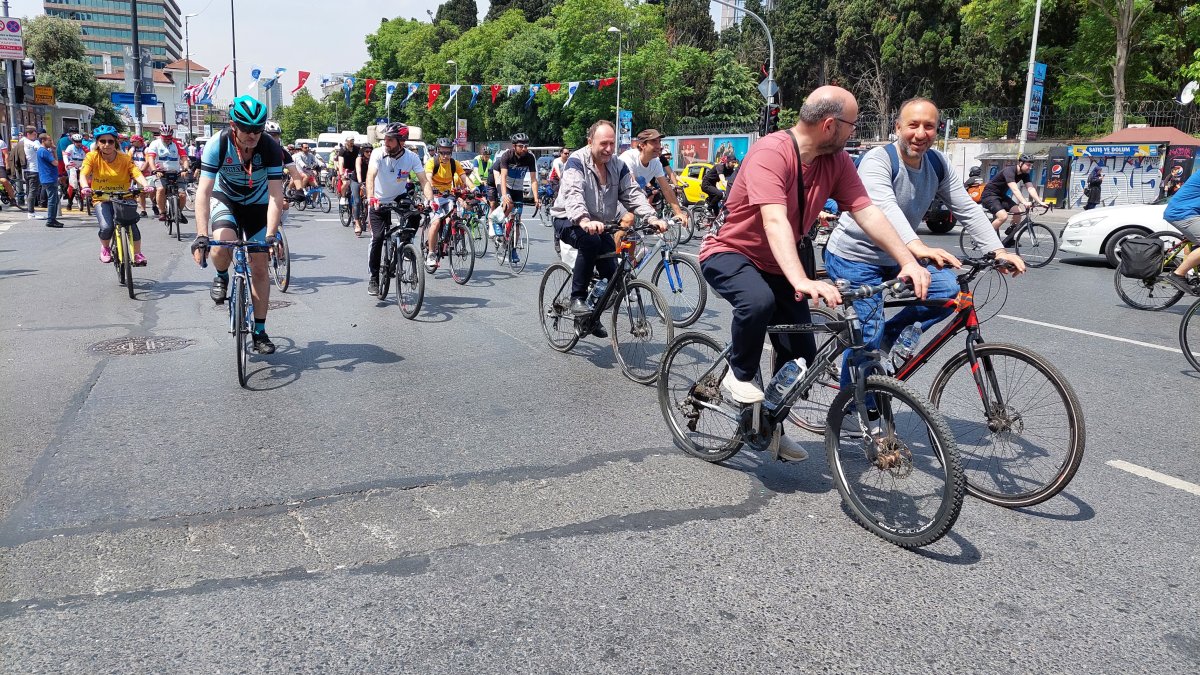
left=92, top=189, right=149, bottom=198
left=833, top=278, right=913, bottom=302
left=1013, top=203, right=1050, bottom=216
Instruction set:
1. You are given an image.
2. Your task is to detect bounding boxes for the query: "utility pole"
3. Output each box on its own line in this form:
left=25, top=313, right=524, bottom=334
left=711, top=0, right=775, bottom=114
left=1017, top=0, right=1043, bottom=155
left=184, top=13, right=198, bottom=136
left=230, top=0, right=239, bottom=96
left=131, top=0, right=143, bottom=136
left=2, top=0, right=17, bottom=144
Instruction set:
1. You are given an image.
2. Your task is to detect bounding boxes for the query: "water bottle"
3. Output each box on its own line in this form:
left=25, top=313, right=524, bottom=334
left=587, top=279, right=609, bottom=309
left=763, top=358, right=807, bottom=410
left=889, top=323, right=923, bottom=365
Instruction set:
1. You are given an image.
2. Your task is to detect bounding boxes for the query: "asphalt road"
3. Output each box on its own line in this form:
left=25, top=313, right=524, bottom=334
left=1, top=200, right=1197, bottom=673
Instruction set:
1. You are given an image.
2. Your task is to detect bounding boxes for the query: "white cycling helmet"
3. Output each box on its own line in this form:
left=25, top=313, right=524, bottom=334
left=70, top=133, right=83, bottom=142
left=264, top=120, right=281, bottom=135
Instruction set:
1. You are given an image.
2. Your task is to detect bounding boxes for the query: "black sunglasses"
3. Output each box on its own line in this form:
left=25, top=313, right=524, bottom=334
left=96, top=139, right=116, bottom=145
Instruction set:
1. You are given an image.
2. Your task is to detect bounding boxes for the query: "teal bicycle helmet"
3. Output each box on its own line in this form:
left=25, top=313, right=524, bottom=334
left=229, top=95, right=268, bottom=132
left=93, top=125, right=118, bottom=140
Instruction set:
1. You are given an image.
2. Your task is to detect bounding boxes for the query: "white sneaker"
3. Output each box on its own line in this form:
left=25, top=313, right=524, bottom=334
left=26, top=212, right=34, bottom=220
left=776, top=435, right=809, bottom=462
left=34, top=213, right=47, bottom=219
left=425, top=253, right=438, bottom=270
left=721, top=369, right=764, bottom=404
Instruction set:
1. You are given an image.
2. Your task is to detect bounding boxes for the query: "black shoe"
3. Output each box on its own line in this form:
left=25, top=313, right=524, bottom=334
left=178, top=214, right=188, bottom=224
left=368, top=278, right=379, bottom=296
left=570, top=298, right=591, bottom=315
left=591, top=325, right=608, bottom=338
left=44, top=220, right=63, bottom=228
left=210, top=275, right=228, bottom=304
left=140, top=209, right=148, bottom=217
left=152, top=206, right=160, bottom=216
left=1162, top=273, right=1199, bottom=296
left=251, top=331, right=276, bottom=354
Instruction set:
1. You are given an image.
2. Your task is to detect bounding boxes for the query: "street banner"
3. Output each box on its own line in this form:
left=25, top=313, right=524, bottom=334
left=291, top=71, right=310, bottom=95
left=525, top=83, right=540, bottom=108
left=563, top=81, right=580, bottom=109
left=426, top=83, right=441, bottom=110
left=456, top=118, right=467, bottom=149
left=1027, top=62, right=1046, bottom=139
left=364, top=79, right=378, bottom=104
left=443, top=84, right=461, bottom=110
left=343, top=76, right=354, bottom=105
left=490, top=84, right=500, bottom=103
left=383, top=82, right=397, bottom=110
left=402, top=82, right=419, bottom=107
left=468, top=84, right=481, bottom=108
left=506, top=84, right=522, bottom=98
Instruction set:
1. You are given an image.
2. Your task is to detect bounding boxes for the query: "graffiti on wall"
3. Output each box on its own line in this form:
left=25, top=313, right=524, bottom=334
left=1068, top=154, right=1163, bottom=208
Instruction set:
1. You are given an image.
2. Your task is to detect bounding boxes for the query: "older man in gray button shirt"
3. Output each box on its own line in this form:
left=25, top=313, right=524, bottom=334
left=551, top=120, right=665, bottom=316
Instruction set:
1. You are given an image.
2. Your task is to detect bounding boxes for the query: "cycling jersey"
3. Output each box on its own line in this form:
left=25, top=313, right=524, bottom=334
left=63, top=143, right=87, bottom=169
left=147, top=138, right=185, bottom=172
left=424, top=156, right=465, bottom=192
left=199, top=129, right=284, bottom=206
left=81, top=151, right=144, bottom=202
left=370, top=149, right=423, bottom=202
left=489, top=148, right=536, bottom=191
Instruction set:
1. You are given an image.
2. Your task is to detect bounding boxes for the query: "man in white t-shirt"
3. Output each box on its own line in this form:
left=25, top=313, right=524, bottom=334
left=547, top=146, right=569, bottom=197
left=146, top=125, right=190, bottom=224
left=365, top=123, right=433, bottom=296
left=618, top=128, right=687, bottom=225
left=20, top=126, right=43, bottom=214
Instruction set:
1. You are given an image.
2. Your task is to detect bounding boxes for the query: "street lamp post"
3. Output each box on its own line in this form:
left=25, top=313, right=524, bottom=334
left=447, top=59, right=458, bottom=147
left=230, top=0, right=239, bottom=96
left=709, top=0, right=775, bottom=111
left=184, top=12, right=198, bottom=136
left=1017, top=0, right=1043, bottom=155
left=608, top=26, right=622, bottom=128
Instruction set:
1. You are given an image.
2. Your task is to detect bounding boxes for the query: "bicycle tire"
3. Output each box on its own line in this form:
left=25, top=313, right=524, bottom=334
left=397, top=243, right=424, bottom=319
left=174, top=195, right=183, bottom=241
left=538, top=261, right=580, bottom=353
left=1180, top=298, right=1200, bottom=373
left=377, top=238, right=394, bottom=300
left=339, top=203, right=351, bottom=227
left=786, top=306, right=842, bottom=434
left=270, top=228, right=291, bottom=293
left=927, top=342, right=1085, bottom=508
left=958, top=228, right=988, bottom=257
left=649, top=253, right=707, bottom=328
left=826, top=375, right=964, bottom=548
left=610, top=278, right=674, bottom=385
left=508, top=218, right=530, bottom=274
left=660, top=217, right=681, bottom=246
left=658, top=331, right=745, bottom=462
left=1014, top=222, right=1058, bottom=268
left=111, top=230, right=125, bottom=286
left=232, top=277, right=250, bottom=388
left=538, top=204, right=552, bottom=228
left=687, top=206, right=708, bottom=240
left=448, top=223, right=475, bottom=285
left=1113, top=268, right=1184, bottom=311
left=469, top=216, right=488, bottom=258
left=120, top=228, right=135, bottom=299
left=318, top=192, right=331, bottom=213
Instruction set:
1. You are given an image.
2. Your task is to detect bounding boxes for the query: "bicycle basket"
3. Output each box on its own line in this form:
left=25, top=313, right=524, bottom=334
left=112, top=199, right=140, bottom=224
left=1118, top=236, right=1164, bottom=280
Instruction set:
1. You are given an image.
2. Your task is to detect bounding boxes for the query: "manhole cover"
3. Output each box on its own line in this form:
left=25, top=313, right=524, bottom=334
left=89, top=336, right=194, bottom=356
left=268, top=300, right=293, bottom=310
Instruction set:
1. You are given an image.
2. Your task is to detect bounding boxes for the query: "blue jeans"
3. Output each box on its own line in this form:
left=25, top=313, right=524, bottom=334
left=822, top=251, right=959, bottom=389
left=41, top=182, right=60, bottom=222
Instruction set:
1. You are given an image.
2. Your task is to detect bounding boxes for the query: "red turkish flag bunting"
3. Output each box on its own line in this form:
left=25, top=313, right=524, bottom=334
left=490, top=84, right=501, bottom=103
left=544, top=82, right=561, bottom=95
left=598, top=77, right=616, bottom=90
left=364, top=79, right=378, bottom=104
left=427, top=83, right=442, bottom=110
left=290, top=71, right=310, bottom=95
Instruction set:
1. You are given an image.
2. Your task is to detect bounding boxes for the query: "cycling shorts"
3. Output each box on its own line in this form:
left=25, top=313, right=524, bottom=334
left=210, top=192, right=268, bottom=244
left=980, top=193, right=1015, bottom=218
left=1168, top=216, right=1200, bottom=245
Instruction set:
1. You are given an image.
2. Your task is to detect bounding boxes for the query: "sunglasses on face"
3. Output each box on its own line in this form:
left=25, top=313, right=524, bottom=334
left=438, top=151, right=452, bottom=155
left=96, top=139, right=116, bottom=145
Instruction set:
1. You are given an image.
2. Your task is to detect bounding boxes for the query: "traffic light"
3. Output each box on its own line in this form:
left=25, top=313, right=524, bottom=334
left=20, top=59, right=35, bottom=84
left=936, top=118, right=946, bottom=135
left=762, top=103, right=780, bottom=135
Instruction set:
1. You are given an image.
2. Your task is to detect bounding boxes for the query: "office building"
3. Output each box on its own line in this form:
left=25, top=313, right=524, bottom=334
left=719, top=0, right=775, bottom=30
left=44, top=0, right=183, bottom=73
left=255, top=78, right=283, bottom=119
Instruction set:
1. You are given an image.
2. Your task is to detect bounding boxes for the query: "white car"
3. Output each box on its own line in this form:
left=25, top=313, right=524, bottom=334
left=1060, top=196, right=1180, bottom=267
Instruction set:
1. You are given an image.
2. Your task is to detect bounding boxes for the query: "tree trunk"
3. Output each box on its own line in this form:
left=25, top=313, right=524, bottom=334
left=1110, top=0, right=1133, bottom=132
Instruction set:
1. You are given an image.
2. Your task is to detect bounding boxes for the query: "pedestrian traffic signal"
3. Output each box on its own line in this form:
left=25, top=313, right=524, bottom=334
left=20, top=59, right=35, bottom=85
left=762, top=103, right=781, bottom=135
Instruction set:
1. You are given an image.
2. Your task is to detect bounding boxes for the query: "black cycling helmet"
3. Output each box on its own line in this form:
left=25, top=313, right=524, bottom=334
left=968, top=166, right=981, bottom=177
left=435, top=137, right=453, bottom=150
left=229, top=95, right=268, bottom=132
left=1018, top=153, right=1033, bottom=163
left=384, top=122, right=409, bottom=142
left=510, top=132, right=529, bottom=145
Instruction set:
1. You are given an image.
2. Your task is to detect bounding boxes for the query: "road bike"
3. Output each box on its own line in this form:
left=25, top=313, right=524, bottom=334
left=204, top=238, right=271, bottom=388
left=534, top=183, right=556, bottom=228
left=158, top=171, right=185, bottom=241
left=95, top=190, right=145, bottom=300
left=268, top=219, right=291, bottom=293
left=1114, top=231, right=1198, bottom=311
left=1181, top=296, right=1200, bottom=372
left=621, top=227, right=707, bottom=328
left=375, top=197, right=427, bottom=320
left=463, top=191, right=490, bottom=258
left=800, top=254, right=1085, bottom=508
left=658, top=278, right=963, bottom=548
left=419, top=190, right=475, bottom=284
left=495, top=200, right=530, bottom=274
left=539, top=223, right=675, bottom=384
left=960, top=204, right=1058, bottom=267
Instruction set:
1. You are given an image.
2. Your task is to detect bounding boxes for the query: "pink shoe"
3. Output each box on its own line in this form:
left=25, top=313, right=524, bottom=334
left=99, top=246, right=112, bottom=263
left=133, top=252, right=148, bottom=266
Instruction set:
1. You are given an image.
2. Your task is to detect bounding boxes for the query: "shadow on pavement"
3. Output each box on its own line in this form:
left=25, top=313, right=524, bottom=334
left=245, top=338, right=403, bottom=391
left=1011, top=489, right=1096, bottom=523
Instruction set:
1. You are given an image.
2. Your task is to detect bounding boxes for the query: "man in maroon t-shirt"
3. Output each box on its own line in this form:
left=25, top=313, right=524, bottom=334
left=698, top=85, right=930, bottom=462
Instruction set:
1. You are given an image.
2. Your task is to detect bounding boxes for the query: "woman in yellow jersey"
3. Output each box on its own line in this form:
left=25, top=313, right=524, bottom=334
left=80, top=126, right=155, bottom=264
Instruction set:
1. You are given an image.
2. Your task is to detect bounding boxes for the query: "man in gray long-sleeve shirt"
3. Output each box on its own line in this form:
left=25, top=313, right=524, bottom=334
left=551, top=120, right=664, bottom=316
left=823, top=97, right=1025, bottom=385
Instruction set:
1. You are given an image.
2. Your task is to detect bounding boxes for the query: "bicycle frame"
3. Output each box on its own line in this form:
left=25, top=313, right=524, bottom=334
left=630, top=232, right=685, bottom=292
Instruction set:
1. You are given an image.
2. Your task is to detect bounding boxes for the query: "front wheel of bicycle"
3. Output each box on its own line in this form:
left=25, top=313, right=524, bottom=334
left=826, top=375, right=964, bottom=548
left=650, top=253, right=707, bottom=328
left=508, top=219, right=530, bottom=274
left=927, top=343, right=1084, bottom=508
left=786, top=306, right=842, bottom=434
left=1182, top=298, right=1200, bottom=373
left=339, top=203, right=351, bottom=227
left=377, top=239, right=394, bottom=300
left=269, top=228, right=291, bottom=293
left=317, top=191, right=331, bottom=213
left=658, top=332, right=745, bottom=462
left=119, top=228, right=135, bottom=299
left=448, top=224, right=475, bottom=285
left=676, top=211, right=695, bottom=246
left=1013, top=222, right=1059, bottom=268
left=396, top=243, right=425, bottom=320
left=610, top=279, right=674, bottom=385
left=231, top=277, right=250, bottom=388
left=538, top=261, right=581, bottom=353
left=469, top=218, right=488, bottom=259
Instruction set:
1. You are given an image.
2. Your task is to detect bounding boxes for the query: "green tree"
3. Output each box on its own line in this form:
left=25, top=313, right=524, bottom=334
left=695, top=48, right=759, bottom=125
left=22, top=15, right=86, bottom=64
left=435, top=0, right=479, bottom=32
left=485, top=0, right=560, bottom=23
left=23, top=15, right=123, bottom=128
left=662, top=0, right=716, bottom=51
left=767, top=0, right=834, bottom=108
left=276, top=89, right=333, bottom=141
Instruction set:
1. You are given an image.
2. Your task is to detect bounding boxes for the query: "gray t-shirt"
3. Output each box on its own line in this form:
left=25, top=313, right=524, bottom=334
left=826, top=144, right=1002, bottom=266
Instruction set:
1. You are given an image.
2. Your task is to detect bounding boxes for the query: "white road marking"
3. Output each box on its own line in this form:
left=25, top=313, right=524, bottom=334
left=0, top=223, right=12, bottom=234
left=310, top=218, right=341, bottom=222
left=997, top=314, right=1180, bottom=353
left=1107, top=460, right=1200, bottom=496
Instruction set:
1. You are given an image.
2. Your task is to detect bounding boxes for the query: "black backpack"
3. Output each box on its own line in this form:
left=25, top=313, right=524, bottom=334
left=1118, top=236, right=1165, bottom=280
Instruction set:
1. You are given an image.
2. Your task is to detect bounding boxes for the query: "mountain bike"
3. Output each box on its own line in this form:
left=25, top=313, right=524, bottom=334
left=620, top=227, right=707, bottom=327
left=800, top=254, right=1085, bottom=508
left=960, top=204, right=1058, bottom=267
left=375, top=197, right=427, bottom=320
left=1114, top=231, right=1198, bottom=310
left=539, top=222, right=675, bottom=384
left=419, top=190, right=475, bottom=284
left=495, top=200, right=530, bottom=274
left=1181, top=296, right=1200, bottom=372
left=658, top=278, right=963, bottom=548
left=95, top=190, right=145, bottom=300
left=204, top=238, right=270, bottom=388
left=294, top=184, right=332, bottom=213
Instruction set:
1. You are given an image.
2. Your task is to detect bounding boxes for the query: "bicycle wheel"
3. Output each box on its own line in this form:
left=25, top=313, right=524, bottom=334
left=658, top=332, right=745, bottom=462
left=826, top=375, right=964, bottom=548
left=111, top=232, right=126, bottom=286
left=174, top=196, right=183, bottom=241
left=269, top=228, right=291, bottom=293
left=649, top=253, right=707, bottom=328
left=609, top=278, right=674, bottom=385
left=928, top=343, right=1084, bottom=507
left=1013, top=222, right=1059, bottom=268
left=786, top=306, right=841, bottom=434
left=1182, top=299, right=1200, bottom=373
left=959, top=228, right=989, bottom=257
left=469, top=216, right=488, bottom=258
left=538, top=261, right=580, bottom=352
left=339, top=203, right=351, bottom=227
left=120, top=228, right=135, bottom=299
left=231, top=277, right=250, bottom=388
left=377, top=238, right=394, bottom=300
left=687, top=206, right=708, bottom=239
left=676, top=209, right=695, bottom=246
left=396, top=243, right=425, bottom=320
left=509, top=219, right=530, bottom=274
left=318, top=191, right=331, bottom=213
left=660, top=217, right=681, bottom=246
left=538, top=204, right=552, bottom=228
left=1113, top=268, right=1184, bottom=311
left=448, top=224, right=475, bottom=285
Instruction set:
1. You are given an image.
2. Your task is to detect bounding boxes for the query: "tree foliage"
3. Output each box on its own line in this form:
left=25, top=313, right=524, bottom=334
left=434, top=0, right=479, bottom=32
left=484, top=0, right=560, bottom=23
left=23, top=15, right=122, bottom=128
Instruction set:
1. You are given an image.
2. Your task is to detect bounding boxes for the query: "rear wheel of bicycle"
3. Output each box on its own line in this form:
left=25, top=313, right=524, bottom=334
left=928, top=342, right=1084, bottom=508
left=826, top=375, right=964, bottom=548
left=1113, top=268, right=1184, bottom=311
left=448, top=224, right=475, bottom=285
left=397, top=243, right=424, bottom=320
left=317, top=191, right=331, bottom=213
left=232, top=277, right=250, bottom=388
left=377, top=239, right=394, bottom=300
left=508, top=219, right=530, bottom=274
left=786, top=306, right=842, bottom=434
left=1013, top=222, right=1059, bottom=268
left=538, top=261, right=580, bottom=353
left=658, top=331, right=745, bottom=462
left=269, top=228, right=291, bottom=293
left=650, top=253, right=706, bottom=328
left=1182, top=299, right=1200, bottom=373
left=538, top=205, right=552, bottom=228
left=610, top=279, right=674, bottom=385
left=687, top=206, right=708, bottom=240
left=339, top=203, right=351, bottom=227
